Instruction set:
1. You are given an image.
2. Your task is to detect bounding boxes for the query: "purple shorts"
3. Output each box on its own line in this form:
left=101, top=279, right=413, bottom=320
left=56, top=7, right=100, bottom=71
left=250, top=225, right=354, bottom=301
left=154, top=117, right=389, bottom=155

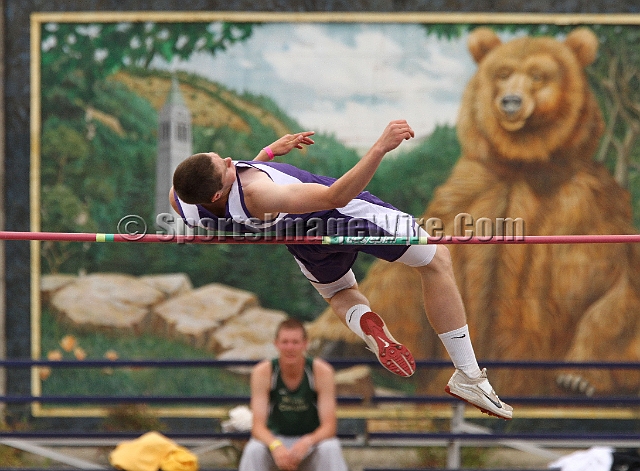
left=286, top=243, right=408, bottom=284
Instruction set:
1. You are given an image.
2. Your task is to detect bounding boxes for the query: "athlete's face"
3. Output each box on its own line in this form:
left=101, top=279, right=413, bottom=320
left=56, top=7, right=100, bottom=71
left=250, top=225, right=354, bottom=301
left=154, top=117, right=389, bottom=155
left=208, top=152, right=236, bottom=201
left=275, top=328, right=308, bottom=364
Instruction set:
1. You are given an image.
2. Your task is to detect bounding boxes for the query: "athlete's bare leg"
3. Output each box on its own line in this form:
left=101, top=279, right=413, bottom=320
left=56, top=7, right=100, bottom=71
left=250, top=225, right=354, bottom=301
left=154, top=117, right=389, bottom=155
left=414, top=245, right=467, bottom=334
left=327, top=285, right=367, bottom=327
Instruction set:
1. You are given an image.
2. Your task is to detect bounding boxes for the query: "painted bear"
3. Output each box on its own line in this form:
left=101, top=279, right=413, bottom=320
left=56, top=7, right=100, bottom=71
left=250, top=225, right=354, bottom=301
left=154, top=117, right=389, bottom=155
left=309, top=27, right=640, bottom=396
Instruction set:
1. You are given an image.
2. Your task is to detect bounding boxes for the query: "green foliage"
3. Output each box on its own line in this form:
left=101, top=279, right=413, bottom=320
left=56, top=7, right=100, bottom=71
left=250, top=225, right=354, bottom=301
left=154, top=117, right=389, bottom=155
left=41, top=184, right=92, bottom=232
left=41, top=123, right=90, bottom=185
left=586, top=25, right=640, bottom=191
left=193, top=121, right=277, bottom=162
left=40, top=123, right=97, bottom=273
left=241, top=91, right=301, bottom=131
left=631, top=169, right=640, bottom=228
left=421, top=23, right=577, bottom=40
left=40, top=78, right=158, bottom=274
left=41, top=21, right=256, bottom=103
left=40, top=185, right=97, bottom=273
left=40, top=309, right=250, bottom=400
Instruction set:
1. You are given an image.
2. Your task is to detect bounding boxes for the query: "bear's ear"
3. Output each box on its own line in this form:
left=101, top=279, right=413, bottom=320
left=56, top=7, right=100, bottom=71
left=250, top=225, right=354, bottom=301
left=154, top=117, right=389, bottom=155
left=564, top=28, right=599, bottom=67
left=467, top=27, right=502, bottom=64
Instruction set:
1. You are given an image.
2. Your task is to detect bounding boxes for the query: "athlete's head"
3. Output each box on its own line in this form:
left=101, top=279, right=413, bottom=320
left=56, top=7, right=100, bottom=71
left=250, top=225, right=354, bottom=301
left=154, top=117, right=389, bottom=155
left=173, top=152, right=235, bottom=204
left=275, top=318, right=308, bottom=341
left=274, top=318, right=308, bottom=362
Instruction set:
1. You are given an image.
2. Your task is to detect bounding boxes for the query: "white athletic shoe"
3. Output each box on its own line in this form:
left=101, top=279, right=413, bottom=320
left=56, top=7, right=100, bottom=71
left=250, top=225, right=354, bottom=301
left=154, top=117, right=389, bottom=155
left=445, top=368, right=513, bottom=419
left=360, top=311, right=416, bottom=377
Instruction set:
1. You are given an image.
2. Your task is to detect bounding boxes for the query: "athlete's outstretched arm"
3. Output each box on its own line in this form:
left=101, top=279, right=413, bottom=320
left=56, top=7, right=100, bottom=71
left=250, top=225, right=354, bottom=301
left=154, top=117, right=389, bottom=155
left=253, top=131, right=315, bottom=161
left=245, top=120, right=414, bottom=217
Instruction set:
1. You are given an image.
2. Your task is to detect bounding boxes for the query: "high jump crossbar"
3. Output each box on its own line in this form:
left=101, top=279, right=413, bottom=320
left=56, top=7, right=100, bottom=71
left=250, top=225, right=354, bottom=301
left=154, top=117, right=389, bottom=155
left=1, top=231, right=640, bottom=245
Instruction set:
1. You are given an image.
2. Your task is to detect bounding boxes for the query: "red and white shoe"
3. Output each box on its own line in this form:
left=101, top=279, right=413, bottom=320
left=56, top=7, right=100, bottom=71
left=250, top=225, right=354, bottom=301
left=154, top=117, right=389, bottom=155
left=360, top=311, right=416, bottom=377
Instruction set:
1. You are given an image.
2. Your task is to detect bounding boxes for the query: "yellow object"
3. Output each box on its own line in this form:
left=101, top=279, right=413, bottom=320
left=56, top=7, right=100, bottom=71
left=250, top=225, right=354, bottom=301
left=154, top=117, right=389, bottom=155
left=109, top=431, right=198, bottom=471
left=161, top=447, right=198, bottom=471
left=268, top=439, right=283, bottom=452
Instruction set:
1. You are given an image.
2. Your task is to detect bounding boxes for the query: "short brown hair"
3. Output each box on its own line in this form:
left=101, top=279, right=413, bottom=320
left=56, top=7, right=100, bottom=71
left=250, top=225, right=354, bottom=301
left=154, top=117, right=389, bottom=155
left=275, top=318, right=307, bottom=340
left=173, top=153, right=223, bottom=204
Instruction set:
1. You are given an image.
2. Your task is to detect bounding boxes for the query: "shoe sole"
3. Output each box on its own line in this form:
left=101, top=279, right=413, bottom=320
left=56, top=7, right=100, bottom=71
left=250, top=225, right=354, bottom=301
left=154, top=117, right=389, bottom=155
left=360, top=312, right=415, bottom=377
left=445, top=385, right=512, bottom=420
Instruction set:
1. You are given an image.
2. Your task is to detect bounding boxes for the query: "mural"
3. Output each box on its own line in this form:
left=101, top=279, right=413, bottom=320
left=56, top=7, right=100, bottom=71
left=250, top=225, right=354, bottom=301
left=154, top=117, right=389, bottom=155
left=32, top=13, right=640, bottom=416
left=310, top=22, right=640, bottom=397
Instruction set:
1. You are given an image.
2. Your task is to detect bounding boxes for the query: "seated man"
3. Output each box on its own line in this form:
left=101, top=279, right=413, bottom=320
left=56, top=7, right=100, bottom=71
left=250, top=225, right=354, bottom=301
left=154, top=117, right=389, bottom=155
left=238, top=318, right=348, bottom=471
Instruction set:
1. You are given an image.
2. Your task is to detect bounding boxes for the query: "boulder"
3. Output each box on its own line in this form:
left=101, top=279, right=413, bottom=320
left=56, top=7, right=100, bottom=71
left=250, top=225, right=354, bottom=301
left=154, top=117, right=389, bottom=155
left=140, top=273, right=193, bottom=298
left=209, top=306, right=287, bottom=353
left=50, top=273, right=165, bottom=334
left=41, top=274, right=77, bottom=304
left=217, top=343, right=279, bottom=361
left=150, top=283, right=258, bottom=349
left=217, top=343, right=279, bottom=374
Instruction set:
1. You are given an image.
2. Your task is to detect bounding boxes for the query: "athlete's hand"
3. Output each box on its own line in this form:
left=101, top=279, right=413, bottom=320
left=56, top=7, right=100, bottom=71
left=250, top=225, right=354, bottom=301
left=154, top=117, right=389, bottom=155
left=375, top=120, right=414, bottom=153
left=269, top=131, right=316, bottom=156
left=288, top=435, right=314, bottom=468
left=271, top=445, right=298, bottom=471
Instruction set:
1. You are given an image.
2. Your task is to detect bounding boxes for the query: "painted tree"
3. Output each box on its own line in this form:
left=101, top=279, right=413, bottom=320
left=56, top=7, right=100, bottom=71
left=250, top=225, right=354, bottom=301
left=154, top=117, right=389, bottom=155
left=40, top=21, right=255, bottom=106
left=39, top=21, right=256, bottom=272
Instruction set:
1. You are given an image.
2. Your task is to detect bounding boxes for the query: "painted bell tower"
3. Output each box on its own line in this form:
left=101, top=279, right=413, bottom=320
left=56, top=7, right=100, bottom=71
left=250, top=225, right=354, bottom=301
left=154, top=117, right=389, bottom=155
left=155, top=76, right=192, bottom=218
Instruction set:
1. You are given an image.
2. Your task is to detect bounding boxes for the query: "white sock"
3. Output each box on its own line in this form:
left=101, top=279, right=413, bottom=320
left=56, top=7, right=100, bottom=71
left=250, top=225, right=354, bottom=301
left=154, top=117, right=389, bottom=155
left=438, top=325, right=482, bottom=378
left=345, top=304, right=370, bottom=341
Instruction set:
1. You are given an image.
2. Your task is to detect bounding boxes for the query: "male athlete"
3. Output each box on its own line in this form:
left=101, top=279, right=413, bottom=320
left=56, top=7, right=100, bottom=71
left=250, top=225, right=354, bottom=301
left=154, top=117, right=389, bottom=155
left=239, top=318, right=348, bottom=471
left=170, top=120, right=512, bottom=419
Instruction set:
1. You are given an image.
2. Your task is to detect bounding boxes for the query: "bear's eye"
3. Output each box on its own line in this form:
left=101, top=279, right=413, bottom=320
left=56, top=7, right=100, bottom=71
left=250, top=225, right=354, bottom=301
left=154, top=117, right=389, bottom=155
left=495, top=68, right=512, bottom=80
left=531, top=72, right=545, bottom=82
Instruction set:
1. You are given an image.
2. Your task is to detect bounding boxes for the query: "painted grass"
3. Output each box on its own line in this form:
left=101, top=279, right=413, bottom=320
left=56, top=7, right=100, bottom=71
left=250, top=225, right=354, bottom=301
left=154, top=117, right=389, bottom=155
left=39, top=308, right=251, bottom=399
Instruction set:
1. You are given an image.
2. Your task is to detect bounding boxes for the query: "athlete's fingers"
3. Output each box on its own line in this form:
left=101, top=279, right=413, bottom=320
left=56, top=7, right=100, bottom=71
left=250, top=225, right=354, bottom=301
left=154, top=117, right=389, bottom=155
left=392, top=121, right=413, bottom=140
left=293, top=133, right=315, bottom=149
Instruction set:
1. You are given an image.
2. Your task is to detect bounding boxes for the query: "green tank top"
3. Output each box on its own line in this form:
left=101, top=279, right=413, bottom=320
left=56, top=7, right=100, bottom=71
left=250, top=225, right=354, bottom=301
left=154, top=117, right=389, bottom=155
left=267, top=357, right=320, bottom=436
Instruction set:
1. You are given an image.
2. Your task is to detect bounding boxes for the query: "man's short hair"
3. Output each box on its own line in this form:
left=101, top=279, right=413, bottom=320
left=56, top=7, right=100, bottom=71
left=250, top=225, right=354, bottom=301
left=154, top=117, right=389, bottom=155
left=173, top=153, right=223, bottom=204
left=275, top=318, right=308, bottom=340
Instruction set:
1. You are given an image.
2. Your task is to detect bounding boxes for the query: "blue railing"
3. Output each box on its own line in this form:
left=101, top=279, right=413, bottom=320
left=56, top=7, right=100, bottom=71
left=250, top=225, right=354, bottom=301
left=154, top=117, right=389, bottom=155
left=2, top=358, right=640, bottom=368
left=1, top=358, right=639, bottom=407
left=1, top=358, right=639, bottom=470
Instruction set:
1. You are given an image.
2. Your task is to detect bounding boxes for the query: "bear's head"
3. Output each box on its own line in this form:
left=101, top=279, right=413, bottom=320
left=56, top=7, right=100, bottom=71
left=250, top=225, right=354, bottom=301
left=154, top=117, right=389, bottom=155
left=458, top=27, right=604, bottom=164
